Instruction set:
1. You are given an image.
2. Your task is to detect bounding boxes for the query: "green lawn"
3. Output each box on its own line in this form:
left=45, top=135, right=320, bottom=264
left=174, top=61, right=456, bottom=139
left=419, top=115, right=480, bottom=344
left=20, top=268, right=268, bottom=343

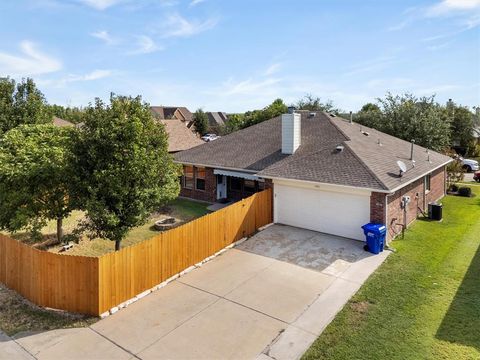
left=10, top=198, right=211, bottom=257
left=303, top=191, right=480, bottom=360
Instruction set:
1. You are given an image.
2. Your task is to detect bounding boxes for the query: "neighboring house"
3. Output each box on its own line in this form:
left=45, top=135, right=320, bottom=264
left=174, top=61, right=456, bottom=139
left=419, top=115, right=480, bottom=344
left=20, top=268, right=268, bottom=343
left=150, top=106, right=194, bottom=127
left=206, top=112, right=228, bottom=128
left=52, top=116, right=75, bottom=127
left=150, top=106, right=203, bottom=153
left=174, top=110, right=451, bottom=241
left=160, top=118, right=204, bottom=153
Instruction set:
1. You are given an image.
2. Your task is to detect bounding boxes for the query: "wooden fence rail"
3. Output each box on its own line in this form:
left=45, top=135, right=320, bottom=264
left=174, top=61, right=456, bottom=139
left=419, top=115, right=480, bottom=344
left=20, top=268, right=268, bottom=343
left=0, top=189, right=272, bottom=315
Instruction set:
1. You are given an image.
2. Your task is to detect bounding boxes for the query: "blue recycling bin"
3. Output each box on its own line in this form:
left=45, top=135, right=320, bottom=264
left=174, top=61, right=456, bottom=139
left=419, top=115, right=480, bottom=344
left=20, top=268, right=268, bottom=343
left=361, top=223, right=386, bottom=255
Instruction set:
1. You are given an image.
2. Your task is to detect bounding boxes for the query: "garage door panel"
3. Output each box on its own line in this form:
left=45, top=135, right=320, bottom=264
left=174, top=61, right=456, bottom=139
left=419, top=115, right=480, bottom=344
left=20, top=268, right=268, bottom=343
left=275, top=184, right=370, bottom=240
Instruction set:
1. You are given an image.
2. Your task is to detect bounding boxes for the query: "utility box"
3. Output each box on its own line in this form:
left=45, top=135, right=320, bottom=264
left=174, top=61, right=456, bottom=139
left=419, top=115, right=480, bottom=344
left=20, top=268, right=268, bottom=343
left=428, top=202, right=443, bottom=221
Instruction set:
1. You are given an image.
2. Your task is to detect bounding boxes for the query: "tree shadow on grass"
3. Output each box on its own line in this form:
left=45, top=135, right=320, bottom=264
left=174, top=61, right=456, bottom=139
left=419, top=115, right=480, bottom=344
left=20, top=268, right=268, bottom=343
left=436, top=239, right=480, bottom=350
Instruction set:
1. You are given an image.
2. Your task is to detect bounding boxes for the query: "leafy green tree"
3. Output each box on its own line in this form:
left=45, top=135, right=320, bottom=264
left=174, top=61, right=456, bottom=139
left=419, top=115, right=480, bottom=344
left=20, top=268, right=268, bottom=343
left=295, top=94, right=340, bottom=114
left=49, top=104, right=86, bottom=124
left=0, top=78, right=52, bottom=136
left=219, top=113, right=244, bottom=134
left=242, top=98, right=288, bottom=128
left=193, top=108, right=209, bottom=135
left=355, top=93, right=451, bottom=152
left=74, top=95, right=180, bottom=251
left=354, top=103, right=383, bottom=129
left=0, top=124, right=77, bottom=242
left=446, top=101, right=474, bottom=149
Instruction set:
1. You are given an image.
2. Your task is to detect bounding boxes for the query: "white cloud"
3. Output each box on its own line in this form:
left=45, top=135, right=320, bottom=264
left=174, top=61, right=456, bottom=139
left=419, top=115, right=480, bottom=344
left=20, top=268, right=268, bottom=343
left=91, top=30, right=116, bottom=45
left=0, top=41, right=62, bottom=77
left=422, top=14, right=480, bottom=42
left=464, top=13, right=480, bottom=29
left=38, top=69, right=112, bottom=88
left=189, top=0, right=205, bottom=7
left=78, top=0, right=124, bottom=10
left=161, top=13, right=218, bottom=38
left=387, top=20, right=411, bottom=32
left=343, top=56, right=397, bottom=77
left=221, top=77, right=282, bottom=96
left=130, top=35, right=163, bottom=54
left=69, top=69, right=112, bottom=81
left=264, top=63, right=282, bottom=76
left=426, top=42, right=451, bottom=51
left=426, top=0, right=480, bottom=17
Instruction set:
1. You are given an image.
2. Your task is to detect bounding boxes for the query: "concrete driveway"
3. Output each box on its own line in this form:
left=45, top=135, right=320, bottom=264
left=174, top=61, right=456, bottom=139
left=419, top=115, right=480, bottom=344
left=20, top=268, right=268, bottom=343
left=10, top=224, right=389, bottom=360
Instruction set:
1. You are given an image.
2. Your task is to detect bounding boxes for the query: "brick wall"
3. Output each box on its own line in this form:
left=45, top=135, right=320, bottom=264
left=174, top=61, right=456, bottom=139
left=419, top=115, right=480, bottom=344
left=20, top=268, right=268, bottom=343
left=385, top=166, right=445, bottom=240
left=179, top=167, right=216, bottom=203
left=370, top=192, right=386, bottom=224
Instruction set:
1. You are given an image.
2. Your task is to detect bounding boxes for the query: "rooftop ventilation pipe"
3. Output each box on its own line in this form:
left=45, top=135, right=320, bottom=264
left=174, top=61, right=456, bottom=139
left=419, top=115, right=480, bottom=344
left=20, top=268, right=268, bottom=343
left=349, top=111, right=353, bottom=124
left=410, top=139, right=415, bottom=160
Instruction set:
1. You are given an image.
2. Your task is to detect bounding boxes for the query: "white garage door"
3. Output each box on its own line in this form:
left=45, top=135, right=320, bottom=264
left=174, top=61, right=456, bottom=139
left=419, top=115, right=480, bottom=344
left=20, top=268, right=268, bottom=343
left=274, top=183, right=371, bottom=240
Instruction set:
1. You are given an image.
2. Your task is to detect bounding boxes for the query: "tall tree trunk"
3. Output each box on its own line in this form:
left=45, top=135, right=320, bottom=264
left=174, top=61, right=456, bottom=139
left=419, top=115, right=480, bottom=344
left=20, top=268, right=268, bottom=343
left=56, top=217, right=63, bottom=244
left=115, top=239, right=121, bottom=251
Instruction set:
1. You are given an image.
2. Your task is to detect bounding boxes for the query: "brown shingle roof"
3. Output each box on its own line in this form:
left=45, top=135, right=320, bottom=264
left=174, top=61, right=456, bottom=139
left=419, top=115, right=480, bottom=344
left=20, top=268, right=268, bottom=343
left=150, top=106, right=193, bottom=122
left=52, top=116, right=74, bottom=127
left=161, top=119, right=204, bottom=153
left=207, top=112, right=227, bottom=127
left=174, top=112, right=451, bottom=191
left=330, top=113, right=452, bottom=190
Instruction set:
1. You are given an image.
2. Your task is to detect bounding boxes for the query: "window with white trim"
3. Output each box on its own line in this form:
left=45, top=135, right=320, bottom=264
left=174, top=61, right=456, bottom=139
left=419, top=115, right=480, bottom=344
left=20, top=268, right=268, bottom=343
left=184, top=165, right=194, bottom=189
left=195, top=167, right=206, bottom=191
left=425, top=174, right=431, bottom=193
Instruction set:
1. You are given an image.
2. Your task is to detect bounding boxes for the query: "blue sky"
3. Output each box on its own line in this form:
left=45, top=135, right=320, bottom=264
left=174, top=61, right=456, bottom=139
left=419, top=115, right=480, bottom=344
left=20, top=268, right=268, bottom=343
left=0, top=0, right=479, bottom=112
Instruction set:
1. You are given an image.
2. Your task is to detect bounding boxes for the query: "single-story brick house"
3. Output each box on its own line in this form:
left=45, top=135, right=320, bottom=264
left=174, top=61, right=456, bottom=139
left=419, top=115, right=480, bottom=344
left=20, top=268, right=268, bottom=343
left=174, top=110, right=452, bottom=240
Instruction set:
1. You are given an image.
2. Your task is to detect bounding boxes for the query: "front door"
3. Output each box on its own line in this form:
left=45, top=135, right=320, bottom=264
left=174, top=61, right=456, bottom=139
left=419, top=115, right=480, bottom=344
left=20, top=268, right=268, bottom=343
left=216, top=175, right=227, bottom=200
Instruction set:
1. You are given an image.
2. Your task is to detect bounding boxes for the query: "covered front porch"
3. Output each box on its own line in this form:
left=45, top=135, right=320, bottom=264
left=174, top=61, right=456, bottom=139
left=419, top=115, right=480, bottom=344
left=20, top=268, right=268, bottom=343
left=214, top=169, right=266, bottom=202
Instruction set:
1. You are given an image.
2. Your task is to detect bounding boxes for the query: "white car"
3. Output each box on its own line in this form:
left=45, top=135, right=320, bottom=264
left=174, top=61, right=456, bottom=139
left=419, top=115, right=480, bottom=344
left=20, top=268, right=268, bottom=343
left=201, top=134, right=220, bottom=142
left=460, top=157, right=479, bottom=172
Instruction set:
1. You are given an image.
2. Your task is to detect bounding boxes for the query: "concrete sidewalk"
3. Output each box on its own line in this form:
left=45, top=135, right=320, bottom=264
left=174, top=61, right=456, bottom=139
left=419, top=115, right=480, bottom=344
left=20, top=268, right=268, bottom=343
left=10, top=225, right=389, bottom=360
left=0, top=331, right=34, bottom=360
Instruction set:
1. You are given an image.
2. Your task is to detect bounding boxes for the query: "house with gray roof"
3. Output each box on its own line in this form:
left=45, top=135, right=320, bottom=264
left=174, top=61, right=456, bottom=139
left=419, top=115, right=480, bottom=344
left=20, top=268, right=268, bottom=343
left=174, top=110, right=451, bottom=240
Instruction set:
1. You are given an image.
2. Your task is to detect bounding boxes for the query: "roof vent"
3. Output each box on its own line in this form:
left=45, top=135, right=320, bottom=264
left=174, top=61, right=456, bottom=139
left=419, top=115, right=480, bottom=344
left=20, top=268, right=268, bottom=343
left=329, top=113, right=336, bottom=117
left=362, top=131, right=370, bottom=136
left=336, top=145, right=344, bottom=152
left=309, top=112, right=316, bottom=118
left=287, top=106, right=296, bottom=114
left=377, top=138, right=382, bottom=146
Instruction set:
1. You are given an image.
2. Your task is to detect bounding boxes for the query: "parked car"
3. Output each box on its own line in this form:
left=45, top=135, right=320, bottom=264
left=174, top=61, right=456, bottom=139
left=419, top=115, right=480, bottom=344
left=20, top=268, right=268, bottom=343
left=201, top=133, right=220, bottom=142
left=474, top=171, right=480, bottom=182
left=459, top=157, right=479, bottom=172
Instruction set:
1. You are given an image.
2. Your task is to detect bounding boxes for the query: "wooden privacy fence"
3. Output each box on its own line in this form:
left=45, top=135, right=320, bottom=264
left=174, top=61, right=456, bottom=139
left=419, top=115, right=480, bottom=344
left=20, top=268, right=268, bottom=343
left=0, top=189, right=272, bottom=315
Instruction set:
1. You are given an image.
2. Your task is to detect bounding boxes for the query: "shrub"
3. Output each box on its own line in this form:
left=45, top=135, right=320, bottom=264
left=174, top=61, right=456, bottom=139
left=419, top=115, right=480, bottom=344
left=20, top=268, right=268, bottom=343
left=458, top=187, right=472, bottom=197
left=449, top=184, right=459, bottom=192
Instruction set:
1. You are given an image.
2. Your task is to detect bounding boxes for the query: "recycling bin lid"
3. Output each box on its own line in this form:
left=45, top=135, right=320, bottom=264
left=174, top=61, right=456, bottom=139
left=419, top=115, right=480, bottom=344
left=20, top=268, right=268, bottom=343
left=362, top=223, right=386, bottom=233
